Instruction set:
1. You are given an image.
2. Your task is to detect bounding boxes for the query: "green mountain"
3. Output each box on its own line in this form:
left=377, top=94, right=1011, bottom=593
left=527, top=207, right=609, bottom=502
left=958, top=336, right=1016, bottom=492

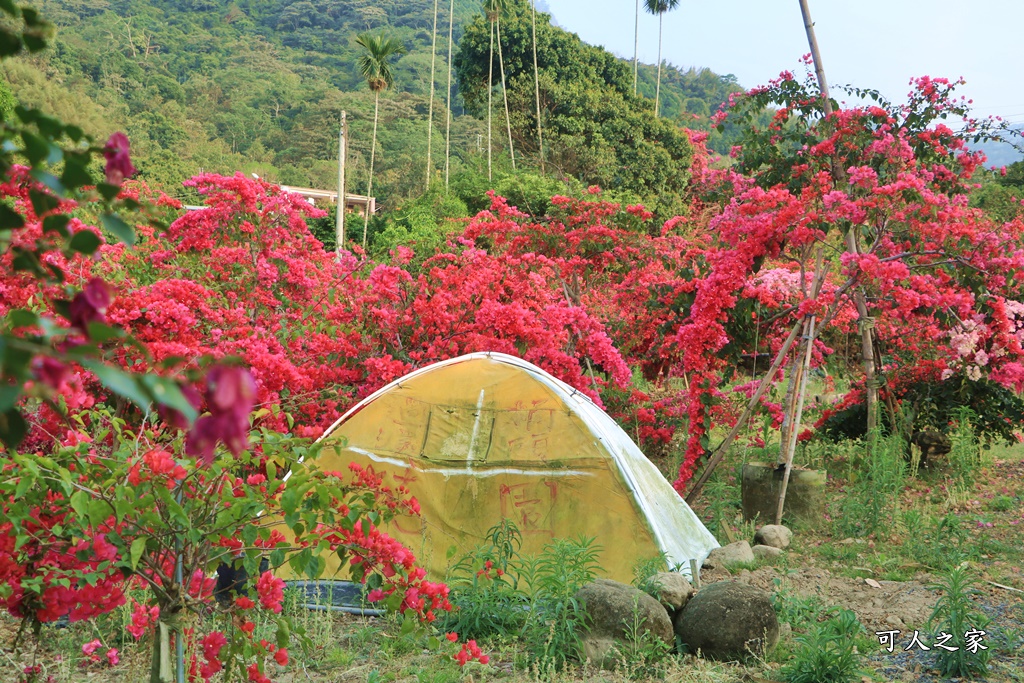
left=8, top=0, right=743, bottom=210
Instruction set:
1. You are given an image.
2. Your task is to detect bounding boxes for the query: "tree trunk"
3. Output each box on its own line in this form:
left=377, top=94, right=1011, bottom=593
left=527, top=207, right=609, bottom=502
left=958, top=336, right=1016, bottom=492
left=654, top=12, right=663, bottom=117
left=426, top=0, right=439, bottom=191
left=444, top=0, right=455, bottom=189
left=531, top=0, right=544, bottom=173
left=487, top=19, right=494, bottom=181
left=496, top=18, right=515, bottom=170
left=798, top=0, right=878, bottom=433
left=632, top=0, right=639, bottom=94
left=363, top=91, right=379, bottom=250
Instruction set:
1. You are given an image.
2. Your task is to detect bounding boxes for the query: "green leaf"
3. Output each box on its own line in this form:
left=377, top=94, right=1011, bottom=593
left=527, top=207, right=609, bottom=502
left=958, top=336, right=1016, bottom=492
left=70, top=490, right=89, bottom=519
left=99, top=213, right=136, bottom=246
left=42, top=214, right=70, bottom=237
left=0, top=407, right=27, bottom=450
left=0, top=32, right=21, bottom=59
left=0, top=203, right=24, bottom=230
left=29, top=169, right=65, bottom=195
left=276, top=619, right=290, bottom=649
left=28, top=188, right=59, bottom=217
left=6, top=308, right=37, bottom=328
left=84, top=322, right=124, bottom=343
left=80, top=360, right=152, bottom=412
left=68, top=230, right=102, bottom=255
left=0, top=384, right=20, bottom=412
left=59, top=152, right=92, bottom=189
left=96, top=183, right=120, bottom=202
left=130, top=537, right=146, bottom=571
left=138, top=376, right=197, bottom=423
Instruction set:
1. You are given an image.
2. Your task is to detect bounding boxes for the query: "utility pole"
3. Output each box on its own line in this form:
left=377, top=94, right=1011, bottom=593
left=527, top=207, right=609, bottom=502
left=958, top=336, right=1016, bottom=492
left=335, top=110, right=347, bottom=257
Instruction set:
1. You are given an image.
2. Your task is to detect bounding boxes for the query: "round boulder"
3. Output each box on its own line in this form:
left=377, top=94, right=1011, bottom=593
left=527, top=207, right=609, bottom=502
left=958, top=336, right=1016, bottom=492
left=645, top=572, right=694, bottom=612
left=674, top=581, right=779, bottom=660
left=703, top=541, right=755, bottom=569
left=751, top=544, right=783, bottom=560
left=576, top=578, right=674, bottom=668
left=753, top=524, right=793, bottom=549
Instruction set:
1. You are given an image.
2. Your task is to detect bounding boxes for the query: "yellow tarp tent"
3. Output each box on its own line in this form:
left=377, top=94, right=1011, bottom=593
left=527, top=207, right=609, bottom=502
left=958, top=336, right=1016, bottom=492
left=291, top=352, right=718, bottom=584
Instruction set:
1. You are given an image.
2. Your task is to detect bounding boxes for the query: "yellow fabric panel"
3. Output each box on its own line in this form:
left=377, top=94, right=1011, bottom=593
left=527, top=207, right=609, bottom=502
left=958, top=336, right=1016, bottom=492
left=303, top=446, right=663, bottom=584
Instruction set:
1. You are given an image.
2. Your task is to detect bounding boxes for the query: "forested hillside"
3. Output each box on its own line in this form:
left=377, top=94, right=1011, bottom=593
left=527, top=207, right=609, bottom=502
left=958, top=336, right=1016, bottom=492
left=5, top=0, right=743, bottom=209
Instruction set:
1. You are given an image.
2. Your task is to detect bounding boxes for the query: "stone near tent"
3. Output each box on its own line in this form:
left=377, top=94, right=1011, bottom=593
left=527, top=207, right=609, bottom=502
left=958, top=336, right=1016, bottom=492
left=645, top=572, right=694, bottom=612
left=910, top=430, right=952, bottom=467
left=703, top=541, right=755, bottom=569
left=751, top=544, right=783, bottom=560
left=674, top=581, right=779, bottom=661
left=753, top=524, right=792, bottom=549
left=741, top=462, right=825, bottom=525
left=577, top=579, right=674, bottom=669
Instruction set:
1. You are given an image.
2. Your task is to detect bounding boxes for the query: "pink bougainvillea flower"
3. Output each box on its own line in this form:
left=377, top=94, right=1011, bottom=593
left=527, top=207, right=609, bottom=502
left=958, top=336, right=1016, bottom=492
left=102, top=132, right=136, bottom=185
left=69, top=278, right=113, bottom=331
left=32, top=356, right=70, bottom=389
left=255, top=571, right=285, bottom=613
left=185, top=365, right=257, bottom=463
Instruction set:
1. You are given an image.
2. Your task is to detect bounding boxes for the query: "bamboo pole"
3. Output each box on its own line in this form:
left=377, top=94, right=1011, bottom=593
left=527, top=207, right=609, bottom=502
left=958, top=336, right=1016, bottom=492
left=444, top=0, right=455, bottom=189
left=496, top=17, right=515, bottom=169
left=775, top=315, right=816, bottom=524
left=425, top=0, right=439, bottom=191
left=798, top=0, right=878, bottom=432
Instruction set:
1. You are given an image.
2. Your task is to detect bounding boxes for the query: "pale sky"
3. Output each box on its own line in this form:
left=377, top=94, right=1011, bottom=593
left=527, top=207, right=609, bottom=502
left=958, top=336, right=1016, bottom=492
left=545, top=0, right=1024, bottom=125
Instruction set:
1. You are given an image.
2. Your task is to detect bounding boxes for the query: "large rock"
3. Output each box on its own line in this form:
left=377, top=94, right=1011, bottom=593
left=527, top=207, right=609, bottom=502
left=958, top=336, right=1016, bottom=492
left=753, top=524, right=792, bottom=549
left=674, top=581, right=779, bottom=660
left=576, top=579, right=674, bottom=668
left=751, top=544, right=783, bottom=560
left=703, top=541, right=755, bottom=569
left=645, top=572, right=693, bottom=612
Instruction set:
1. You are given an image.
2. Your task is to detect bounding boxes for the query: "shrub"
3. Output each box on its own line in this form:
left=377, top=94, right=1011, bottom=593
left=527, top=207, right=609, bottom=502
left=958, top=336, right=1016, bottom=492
left=780, top=608, right=865, bottom=683
left=927, top=565, right=992, bottom=678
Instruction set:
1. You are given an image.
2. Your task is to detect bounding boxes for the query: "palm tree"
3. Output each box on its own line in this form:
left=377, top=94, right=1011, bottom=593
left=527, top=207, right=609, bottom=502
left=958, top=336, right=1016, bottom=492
left=426, top=0, right=440, bottom=191
left=355, top=31, right=405, bottom=250
left=643, top=0, right=680, bottom=118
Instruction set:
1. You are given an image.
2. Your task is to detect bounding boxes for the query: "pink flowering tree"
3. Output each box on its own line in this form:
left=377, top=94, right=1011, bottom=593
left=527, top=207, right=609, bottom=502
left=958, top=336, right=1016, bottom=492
left=677, top=67, right=1024, bottom=498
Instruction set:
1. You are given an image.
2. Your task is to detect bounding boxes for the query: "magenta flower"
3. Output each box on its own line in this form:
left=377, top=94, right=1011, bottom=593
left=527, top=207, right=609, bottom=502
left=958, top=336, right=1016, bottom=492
left=102, top=132, right=136, bottom=185
left=185, top=365, right=258, bottom=464
left=33, top=356, right=69, bottom=389
left=69, top=278, right=113, bottom=331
